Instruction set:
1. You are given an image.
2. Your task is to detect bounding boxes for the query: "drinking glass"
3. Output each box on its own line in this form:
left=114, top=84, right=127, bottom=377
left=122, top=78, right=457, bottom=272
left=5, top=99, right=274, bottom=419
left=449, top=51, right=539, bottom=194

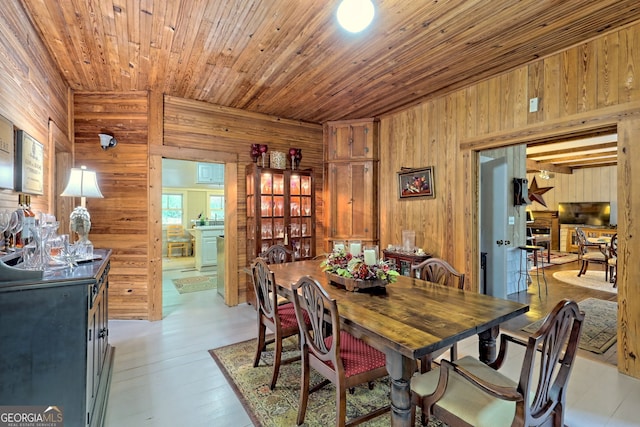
left=0, top=210, right=10, bottom=251
left=8, top=209, right=24, bottom=251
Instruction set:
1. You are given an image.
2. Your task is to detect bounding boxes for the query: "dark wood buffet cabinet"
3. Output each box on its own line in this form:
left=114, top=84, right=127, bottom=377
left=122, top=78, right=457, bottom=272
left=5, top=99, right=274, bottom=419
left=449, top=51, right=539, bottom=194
left=0, top=249, right=114, bottom=427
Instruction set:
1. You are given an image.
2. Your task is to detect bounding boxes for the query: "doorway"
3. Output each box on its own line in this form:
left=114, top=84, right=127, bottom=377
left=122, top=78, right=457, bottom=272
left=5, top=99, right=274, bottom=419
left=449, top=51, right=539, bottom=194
left=161, top=159, right=225, bottom=312
left=476, top=129, right=618, bottom=301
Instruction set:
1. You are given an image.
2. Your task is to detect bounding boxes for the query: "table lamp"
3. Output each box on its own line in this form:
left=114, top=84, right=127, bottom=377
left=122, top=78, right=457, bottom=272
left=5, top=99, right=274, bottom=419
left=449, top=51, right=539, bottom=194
left=60, top=165, right=103, bottom=251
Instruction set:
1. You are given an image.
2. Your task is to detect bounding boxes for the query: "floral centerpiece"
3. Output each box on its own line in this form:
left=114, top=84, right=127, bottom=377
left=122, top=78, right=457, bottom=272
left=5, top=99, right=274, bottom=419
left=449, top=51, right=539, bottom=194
left=321, top=249, right=399, bottom=291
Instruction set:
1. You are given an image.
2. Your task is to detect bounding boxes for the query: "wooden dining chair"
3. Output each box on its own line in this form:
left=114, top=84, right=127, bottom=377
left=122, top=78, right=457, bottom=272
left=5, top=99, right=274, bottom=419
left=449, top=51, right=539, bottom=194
left=166, top=225, right=190, bottom=257
left=250, top=257, right=308, bottom=390
left=411, top=257, right=465, bottom=374
left=609, top=233, right=618, bottom=287
left=259, top=244, right=294, bottom=305
left=259, top=243, right=294, bottom=264
left=291, top=275, right=390, bottom=427
left=575, top=227, right=609, bottom=281
left=411, top=299, right=584, bottom=427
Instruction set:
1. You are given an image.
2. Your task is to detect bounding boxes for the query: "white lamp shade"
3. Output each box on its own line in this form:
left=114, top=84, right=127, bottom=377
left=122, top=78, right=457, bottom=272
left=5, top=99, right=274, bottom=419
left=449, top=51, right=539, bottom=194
left=337, top=0, right=375, bottom=33
left=61, top=166, right=104, bottom=198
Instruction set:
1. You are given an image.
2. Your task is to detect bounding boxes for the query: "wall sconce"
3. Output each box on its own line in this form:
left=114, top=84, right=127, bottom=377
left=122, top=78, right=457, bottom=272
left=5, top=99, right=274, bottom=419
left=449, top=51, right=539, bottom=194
left=60, top=165, right=104, bottom=251
left=99, top=133, right=117, bottom=150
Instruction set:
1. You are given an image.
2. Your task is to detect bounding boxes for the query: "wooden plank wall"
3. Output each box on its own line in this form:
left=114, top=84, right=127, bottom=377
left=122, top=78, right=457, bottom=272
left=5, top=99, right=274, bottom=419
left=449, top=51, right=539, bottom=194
left=74, top=92, right=151, bottom=319
left=378, top=22, right=640, bottom=377
left=162, top=96, right=324, bottom=306
left=0, top=0, right=70, bottom=214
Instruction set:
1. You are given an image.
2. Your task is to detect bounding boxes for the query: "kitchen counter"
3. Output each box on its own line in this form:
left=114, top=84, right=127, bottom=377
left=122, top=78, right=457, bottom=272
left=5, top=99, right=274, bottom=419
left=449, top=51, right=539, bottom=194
left=189, top=226, right=224, bottom=270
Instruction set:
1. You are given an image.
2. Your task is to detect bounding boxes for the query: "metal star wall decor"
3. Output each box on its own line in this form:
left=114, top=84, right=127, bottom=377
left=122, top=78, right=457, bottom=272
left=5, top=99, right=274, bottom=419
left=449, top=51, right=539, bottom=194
left=528, top=176, right=553, bottom=207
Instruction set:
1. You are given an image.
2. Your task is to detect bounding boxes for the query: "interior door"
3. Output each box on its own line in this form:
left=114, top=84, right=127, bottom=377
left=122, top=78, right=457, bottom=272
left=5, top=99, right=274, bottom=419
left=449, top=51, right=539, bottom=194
left=480, top=157, right=508, bottom=298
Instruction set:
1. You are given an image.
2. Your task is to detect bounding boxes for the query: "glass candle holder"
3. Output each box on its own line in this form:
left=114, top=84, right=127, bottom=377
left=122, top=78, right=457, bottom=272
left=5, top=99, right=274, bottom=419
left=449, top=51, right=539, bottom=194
left=333, top=240, right=345, bottom=252
left=363, top=245, right=379, bottom=266
left=348, top=240, right=362, bottom=256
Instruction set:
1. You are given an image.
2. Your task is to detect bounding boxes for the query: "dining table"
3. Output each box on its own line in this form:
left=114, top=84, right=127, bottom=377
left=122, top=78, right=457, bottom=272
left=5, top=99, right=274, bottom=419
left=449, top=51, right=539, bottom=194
left=268, top=259, right=529, bottom=427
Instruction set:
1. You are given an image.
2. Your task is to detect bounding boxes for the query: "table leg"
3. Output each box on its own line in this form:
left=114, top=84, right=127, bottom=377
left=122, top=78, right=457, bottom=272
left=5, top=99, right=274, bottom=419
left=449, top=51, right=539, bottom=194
left=478, top=325, right=499, bottom=364
left=384, top=349, right=415, bottom=427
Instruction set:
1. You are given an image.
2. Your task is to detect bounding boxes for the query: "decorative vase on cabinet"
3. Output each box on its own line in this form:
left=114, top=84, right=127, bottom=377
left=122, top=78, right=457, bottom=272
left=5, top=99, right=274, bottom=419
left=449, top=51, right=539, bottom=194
left=246, top=163, right=315, bottom=264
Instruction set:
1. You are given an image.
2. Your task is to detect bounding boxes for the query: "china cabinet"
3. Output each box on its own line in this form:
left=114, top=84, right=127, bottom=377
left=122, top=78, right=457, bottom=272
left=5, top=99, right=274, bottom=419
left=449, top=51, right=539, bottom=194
left=246, top=163, right=315, bottom=264
left=325, top=118, right=379, bottom=250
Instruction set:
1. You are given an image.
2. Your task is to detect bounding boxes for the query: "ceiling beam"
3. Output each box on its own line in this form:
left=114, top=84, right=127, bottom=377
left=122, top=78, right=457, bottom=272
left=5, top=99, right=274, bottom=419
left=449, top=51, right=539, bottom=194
left=526, top=159, right=573, bottom=174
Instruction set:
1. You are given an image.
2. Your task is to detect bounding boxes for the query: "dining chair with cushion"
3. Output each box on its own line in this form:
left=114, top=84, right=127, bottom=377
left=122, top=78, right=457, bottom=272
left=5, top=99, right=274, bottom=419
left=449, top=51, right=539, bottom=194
left=411, top=299, right=584, bottom=427
left=575, top=227, right=609, bottom=281
left=411, top=257, right=465, bottom=374
left=291, top=275, right=390, bottom=427
left=166, top=225, right=190, bottom=258
left=609, top=233, right=618, bottom=287
left=250, top=257, right=309, bottom=390
left=259, top=243, right=294, bottom=264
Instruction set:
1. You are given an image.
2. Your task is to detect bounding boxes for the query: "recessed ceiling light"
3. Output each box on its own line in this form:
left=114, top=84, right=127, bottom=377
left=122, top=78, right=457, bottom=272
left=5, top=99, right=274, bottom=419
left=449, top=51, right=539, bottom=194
left=336, top=0, right=375, bottom=33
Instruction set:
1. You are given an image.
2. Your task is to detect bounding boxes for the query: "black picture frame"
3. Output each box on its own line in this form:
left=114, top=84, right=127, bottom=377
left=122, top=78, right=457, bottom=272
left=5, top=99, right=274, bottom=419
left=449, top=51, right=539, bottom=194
left=398, top=166, right=435, bottom=199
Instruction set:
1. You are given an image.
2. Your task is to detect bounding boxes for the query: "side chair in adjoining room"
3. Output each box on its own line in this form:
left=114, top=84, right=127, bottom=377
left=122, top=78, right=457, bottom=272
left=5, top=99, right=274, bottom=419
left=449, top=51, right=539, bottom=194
left=609, top=233, right=618, bottom=287
left=249, top=257, right=309, bottom=390
left=411, top=257, right=465, bottom=375
left=575, top=226, right=609, bottom=281
left=291, top=275, right=390, bottom=427
left=411, top=299, right=584, bottom=427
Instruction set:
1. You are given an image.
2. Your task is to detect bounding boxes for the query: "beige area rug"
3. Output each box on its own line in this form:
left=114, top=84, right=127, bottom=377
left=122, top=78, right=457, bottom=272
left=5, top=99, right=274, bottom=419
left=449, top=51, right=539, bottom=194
left=522, top=298, right=617, bottom=354
left=172, top=275, right=216, bottom=294
left=552, top=270, right=616, bottom=293
left=209, top=337, right=447, bottom=427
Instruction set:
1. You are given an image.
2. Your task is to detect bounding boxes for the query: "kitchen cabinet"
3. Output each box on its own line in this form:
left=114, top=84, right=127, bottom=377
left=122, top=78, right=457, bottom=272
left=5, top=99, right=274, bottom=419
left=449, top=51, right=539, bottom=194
left=246, top=163, right=315, bottom=263
left=190, top=225, right=224, bottom=270
left=196, top=162, right=224, bottom=184
left=0, top=249, right=114, bottom=427
left=326, top=119, right=379, bottom=250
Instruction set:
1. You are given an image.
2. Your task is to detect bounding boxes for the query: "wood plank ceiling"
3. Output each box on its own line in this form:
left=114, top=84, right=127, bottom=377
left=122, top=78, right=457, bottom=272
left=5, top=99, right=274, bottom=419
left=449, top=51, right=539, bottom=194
left=19, top=0, right=640, bottom=126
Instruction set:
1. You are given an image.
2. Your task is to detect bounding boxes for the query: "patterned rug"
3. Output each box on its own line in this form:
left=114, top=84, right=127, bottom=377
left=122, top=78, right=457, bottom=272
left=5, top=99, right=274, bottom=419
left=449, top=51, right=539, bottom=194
left=209, top=337, right=447, bottom=426
left=522, top=297, right=617, bottom=354
left=552, top=270, right=616, bottom=293
left=172, top=275, right=216, bottom=294
left=529, top=251, right=579, bottom=269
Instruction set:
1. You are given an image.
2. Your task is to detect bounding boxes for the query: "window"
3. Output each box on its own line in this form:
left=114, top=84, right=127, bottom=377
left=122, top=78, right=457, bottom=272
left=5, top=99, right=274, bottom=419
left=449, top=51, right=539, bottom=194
left=209, top=194, right=224, bottom=221
left=162, top=193, right=184, bottom=225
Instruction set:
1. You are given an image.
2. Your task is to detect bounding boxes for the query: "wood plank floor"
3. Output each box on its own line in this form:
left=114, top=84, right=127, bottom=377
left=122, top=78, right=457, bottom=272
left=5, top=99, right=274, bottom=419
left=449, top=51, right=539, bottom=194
left=104, top=257, right=639, bottom=426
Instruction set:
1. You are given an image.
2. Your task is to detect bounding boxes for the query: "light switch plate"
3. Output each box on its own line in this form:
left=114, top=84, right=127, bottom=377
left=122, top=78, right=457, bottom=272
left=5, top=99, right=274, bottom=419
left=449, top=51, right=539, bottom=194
left=529, top=97, right=539, bottom=112
left=508, top=216, right=515, bottom=225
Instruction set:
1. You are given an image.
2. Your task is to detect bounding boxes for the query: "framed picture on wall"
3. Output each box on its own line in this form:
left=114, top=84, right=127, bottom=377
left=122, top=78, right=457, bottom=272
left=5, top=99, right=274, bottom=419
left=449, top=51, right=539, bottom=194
left=398, top=166, right=435, bottom=199
left=15, top=129, right=44, bottom=195
left=0, top=114, right=14, bottom=190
